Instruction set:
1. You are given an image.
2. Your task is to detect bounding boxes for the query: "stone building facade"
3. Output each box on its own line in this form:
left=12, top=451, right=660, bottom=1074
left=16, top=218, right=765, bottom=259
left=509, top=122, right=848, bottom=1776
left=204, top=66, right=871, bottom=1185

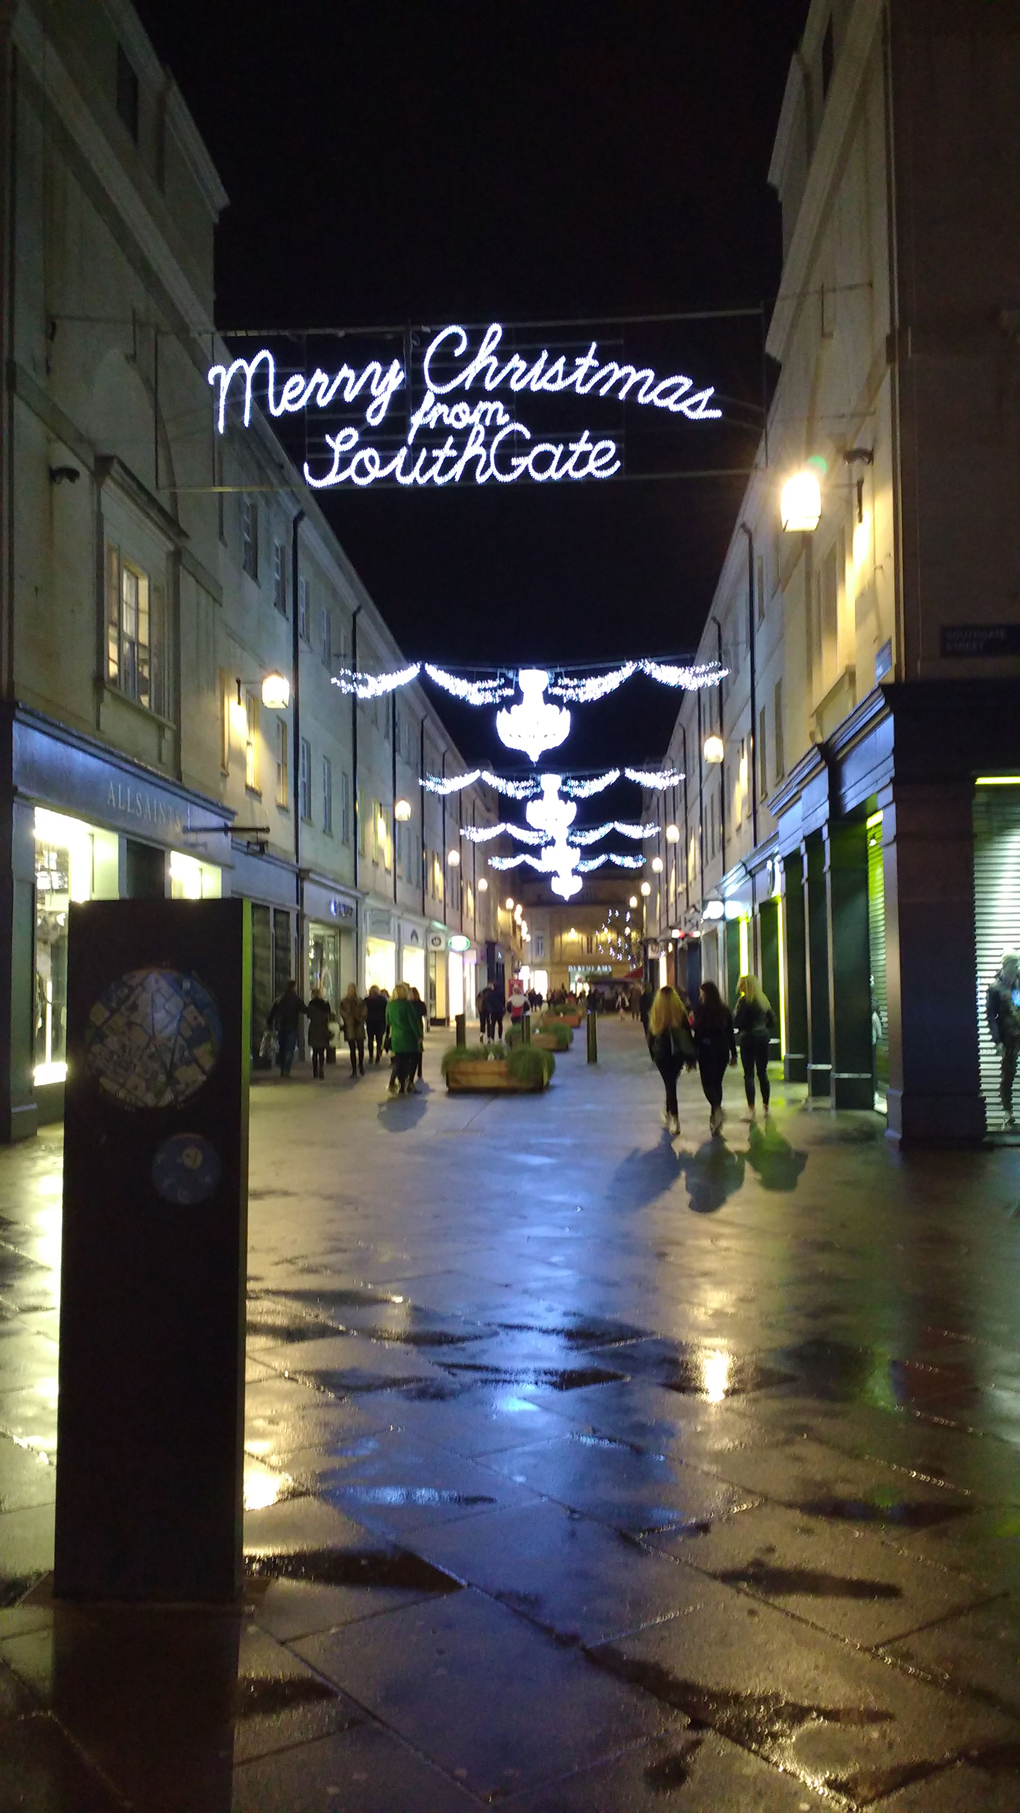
left=649, top=0, right=1020, bottom=1144
left=0, top=0, right=514, bottom=1140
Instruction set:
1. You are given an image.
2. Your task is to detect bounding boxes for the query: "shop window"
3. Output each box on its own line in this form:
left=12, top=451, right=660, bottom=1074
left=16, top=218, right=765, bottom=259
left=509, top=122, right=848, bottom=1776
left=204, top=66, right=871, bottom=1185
left=241, top=497, right=258, bottom=578
left=273, top=540, right=286, bottom=614
left=275, top=720, right=289, bottom=808
left=299, top=737, right=312, bottom=820
left=169, top=851, right=222, bottom=900
left=322, top=757, right=333, bottom=834
left=34, top=809, right=118, bottom=1085
left=308, top=925, right=340, bottom=1012
left=106, top=544, right=165, bottom=716
left=298, top=575, right=310, bottom=642
left=866, top=815, right=888, bottom=1103
left=245, top=691, right=259, bottom=791
left=973, top=783, right=1020, bottom=1132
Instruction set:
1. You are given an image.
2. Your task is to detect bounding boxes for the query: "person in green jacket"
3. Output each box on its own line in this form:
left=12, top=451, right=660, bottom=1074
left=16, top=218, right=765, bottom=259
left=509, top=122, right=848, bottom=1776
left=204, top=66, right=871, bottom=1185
left=385, top=982, right=421, bottom=1096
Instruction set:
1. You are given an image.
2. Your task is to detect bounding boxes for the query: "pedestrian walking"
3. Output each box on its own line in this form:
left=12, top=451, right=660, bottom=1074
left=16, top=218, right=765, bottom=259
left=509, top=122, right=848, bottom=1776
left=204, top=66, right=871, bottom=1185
left=639, top=980, right=654, bottom=1040
left=693, top=980, right=737, bottom=1136
left=338, top=982, right=367, bottom=1077
left=410, top=984, right=427, bottom=1081
left=266, top=978, right=307, bottom=1078
left=306, top=988, right=333, bottom=1079
left=986, top=950, right=1020, bottom=1129
left=365, top=985, right=387, bottom=1064
left=477, top=983, right=493, bottom=1042
left=629, top=980, right=643, bottom=1021
left=648, top=986, right=696, bottom=1136
left=734, top=973, right=776, bottom=1121
left=490, top=984, right=505, bottom=1040
left=385, top=981, right=421, bottom=1095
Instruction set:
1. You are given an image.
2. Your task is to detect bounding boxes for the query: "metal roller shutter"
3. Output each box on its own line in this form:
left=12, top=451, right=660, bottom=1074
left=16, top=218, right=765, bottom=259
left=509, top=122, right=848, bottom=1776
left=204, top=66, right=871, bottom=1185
left=973, top=785, right=1020, bottom=1131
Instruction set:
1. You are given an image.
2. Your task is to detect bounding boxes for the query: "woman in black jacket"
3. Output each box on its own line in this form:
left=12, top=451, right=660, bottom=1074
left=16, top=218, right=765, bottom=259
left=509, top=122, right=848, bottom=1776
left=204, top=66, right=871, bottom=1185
left=647, top=986, right=695, bottom=1136
left=734, top=973, right=775, bottom=1120
left=693, top=980, right=737, bottom=1136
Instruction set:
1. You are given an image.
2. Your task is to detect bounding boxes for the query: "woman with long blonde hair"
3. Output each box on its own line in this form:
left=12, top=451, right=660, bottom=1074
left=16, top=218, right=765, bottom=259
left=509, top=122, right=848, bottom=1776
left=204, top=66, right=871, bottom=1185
left=734, top=973, right=776, bottom=1120
left=647, top=985, right=694, bottom=1136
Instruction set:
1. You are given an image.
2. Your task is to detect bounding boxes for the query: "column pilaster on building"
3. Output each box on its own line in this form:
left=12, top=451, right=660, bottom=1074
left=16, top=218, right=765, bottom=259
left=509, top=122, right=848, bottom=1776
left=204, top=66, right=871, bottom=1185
left=781, top=849, right=808, bottom=1084
left=825, top=820, right=874, bottom=1111
left=0, top=796, right=39, bottom=1143
left=884, top=783, right=984, bottom=1146
left=804, top=833, right=831, bottom=1099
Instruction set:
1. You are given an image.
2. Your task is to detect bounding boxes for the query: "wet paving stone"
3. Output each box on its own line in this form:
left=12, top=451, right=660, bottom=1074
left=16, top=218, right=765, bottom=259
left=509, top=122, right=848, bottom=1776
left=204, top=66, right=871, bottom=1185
left=292, top=1586, right=683, bottom=1801
left=4, top=1028, right=1020, bottom=1807
left=231, top=1718, right=481, bottom=1812
left=643, top=1501, right=994, bottom=1646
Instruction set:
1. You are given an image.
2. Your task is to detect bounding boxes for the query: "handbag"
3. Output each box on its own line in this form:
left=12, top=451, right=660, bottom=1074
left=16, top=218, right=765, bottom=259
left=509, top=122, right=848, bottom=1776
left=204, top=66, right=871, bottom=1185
left=669, top=1020, right=696, bottom=1063
left=258, top=1029, right=277, bottom=1060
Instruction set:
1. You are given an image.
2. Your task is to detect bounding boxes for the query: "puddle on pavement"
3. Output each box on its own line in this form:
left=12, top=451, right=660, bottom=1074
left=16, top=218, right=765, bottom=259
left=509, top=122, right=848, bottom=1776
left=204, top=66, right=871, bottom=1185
left=780, top=1336, right=977, bottom=1407
left=588, top=1644, right=892, bottom=1753
left=244, top=1547, right=460, bottom=1593
left=332, top=1485, right=496, bottom=1508
left=796, top=1497, right=971, bottom=1530
left=292, top=1370, right=433, bottom=1396
left=271, top=1287, right=398, bottom=1310
left=234, top=1675, right=339, bottom=1718
left=246, top=1319, right=340, bottom=1344
left=714, top=1563, right=902, bottom=1600
left=644, top=1738, right=704, bottom=1791
left=366, top=1328, right=483, bottom=1348
left=440, top=1361, right=627, bottom=1392
left=825, top=1741, right=1020, bottom=1803
left=495, top=1318, right=650, bottom=1348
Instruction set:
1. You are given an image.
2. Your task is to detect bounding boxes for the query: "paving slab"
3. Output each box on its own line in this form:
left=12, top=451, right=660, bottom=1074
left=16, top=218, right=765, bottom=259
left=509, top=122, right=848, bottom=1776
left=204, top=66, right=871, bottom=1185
left=231, top=1719, right=482, bottom=1812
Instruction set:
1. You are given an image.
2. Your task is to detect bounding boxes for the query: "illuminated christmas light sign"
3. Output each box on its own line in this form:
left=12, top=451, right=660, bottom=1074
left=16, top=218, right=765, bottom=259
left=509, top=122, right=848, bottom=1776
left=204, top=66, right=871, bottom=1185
left=207, top=321, right=721, bottom=491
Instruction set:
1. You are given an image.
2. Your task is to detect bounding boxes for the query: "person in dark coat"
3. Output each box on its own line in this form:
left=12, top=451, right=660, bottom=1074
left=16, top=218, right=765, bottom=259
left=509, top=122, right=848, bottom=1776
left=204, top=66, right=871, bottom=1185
left=639, top=982, right=655, bottom=1039
left=365, top=986, right=387, bottom=1063
left=267, top=978, right=308, bottom=1078
left=733, top=973, right=776, bottom=1121
left=693, top=980, right=737, bottom=1136
left=410, top=985, right=427, bottom=1081
left=987, top=950, right=1020, bottom=1129
left=647, top=986, right=695, bottom=1136
left=490, top=985, right=505, bottom=1040
left=306, top=989, right=332, bottom=1079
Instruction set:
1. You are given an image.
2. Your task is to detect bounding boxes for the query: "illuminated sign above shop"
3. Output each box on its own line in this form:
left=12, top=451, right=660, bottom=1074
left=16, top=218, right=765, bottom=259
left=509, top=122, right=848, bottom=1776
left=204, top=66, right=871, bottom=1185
left=207, top=321, right=722, bottom=491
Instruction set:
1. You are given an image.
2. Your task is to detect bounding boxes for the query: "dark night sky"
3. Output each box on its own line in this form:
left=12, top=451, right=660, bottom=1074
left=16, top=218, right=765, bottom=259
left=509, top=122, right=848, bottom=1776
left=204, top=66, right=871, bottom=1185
left=136, top=0, right=808, bottom=775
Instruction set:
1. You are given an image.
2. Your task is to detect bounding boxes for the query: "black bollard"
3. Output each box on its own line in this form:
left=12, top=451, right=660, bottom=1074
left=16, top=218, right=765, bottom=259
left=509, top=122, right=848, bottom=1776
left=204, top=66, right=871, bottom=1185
left=587, top=1003, right=598, bottom=1063
left=455, top=1011, right=466, bottom=1047
left=522, top=1011, right=531, bottom=1044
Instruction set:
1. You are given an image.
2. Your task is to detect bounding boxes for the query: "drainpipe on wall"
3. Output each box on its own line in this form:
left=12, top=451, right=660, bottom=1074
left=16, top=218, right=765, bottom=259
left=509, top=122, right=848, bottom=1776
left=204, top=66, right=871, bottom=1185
left=290, top=508, right=305, bottom=972
left=741, top=522, right=758, bottom=852
left=350, top=604, right=362, bottom=981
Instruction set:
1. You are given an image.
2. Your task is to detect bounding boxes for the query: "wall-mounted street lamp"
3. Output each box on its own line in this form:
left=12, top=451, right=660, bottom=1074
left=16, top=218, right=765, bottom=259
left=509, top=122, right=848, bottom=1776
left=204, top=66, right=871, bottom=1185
left=505, top=896, right=515, bottom=910
left=780, top=466, right=823, bottom=533
left=447, top=848, right=461, bottom=866
left=477, top=877, right=489, bottom=892
left=236, top=672, right=290, bottom=710
left=703, top=733, right=724, bottom=764
left=394, top=798, right=412, bottom=822
left=640, top=881, right=651, bottom=897
left=665, top=823, right=681, bottom=844
left=629, top=895, right=638, bottom=908
left=651, top=856, right=664, bottom=874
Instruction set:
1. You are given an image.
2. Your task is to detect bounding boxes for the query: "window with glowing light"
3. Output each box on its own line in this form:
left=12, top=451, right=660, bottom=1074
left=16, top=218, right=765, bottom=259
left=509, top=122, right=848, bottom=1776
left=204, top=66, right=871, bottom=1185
left=34, top=810, right=118, bottom=1086
left=106, top=544, right=165, bottom=716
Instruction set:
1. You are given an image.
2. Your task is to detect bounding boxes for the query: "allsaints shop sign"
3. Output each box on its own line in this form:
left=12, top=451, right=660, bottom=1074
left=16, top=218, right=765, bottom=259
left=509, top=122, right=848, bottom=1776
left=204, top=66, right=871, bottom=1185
left=207, top=322, right=721, bottom=490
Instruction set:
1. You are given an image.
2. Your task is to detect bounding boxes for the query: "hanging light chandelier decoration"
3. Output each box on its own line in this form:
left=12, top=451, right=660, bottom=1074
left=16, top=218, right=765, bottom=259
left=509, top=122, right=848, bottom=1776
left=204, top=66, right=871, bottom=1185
left=333, top=656, right=724, bottom=705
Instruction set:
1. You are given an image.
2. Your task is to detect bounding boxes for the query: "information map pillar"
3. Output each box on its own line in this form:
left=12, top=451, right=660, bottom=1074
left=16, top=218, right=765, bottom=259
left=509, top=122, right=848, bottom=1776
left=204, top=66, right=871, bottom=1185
left=54, top=899, right=251, bottom=1603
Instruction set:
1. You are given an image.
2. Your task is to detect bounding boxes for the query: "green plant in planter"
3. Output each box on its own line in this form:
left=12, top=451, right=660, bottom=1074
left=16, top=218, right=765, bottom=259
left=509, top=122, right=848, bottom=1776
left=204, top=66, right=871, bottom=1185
left=505, top=1044, right=554, bottom=1087
left=441, top=1042, right=506, bottom=1076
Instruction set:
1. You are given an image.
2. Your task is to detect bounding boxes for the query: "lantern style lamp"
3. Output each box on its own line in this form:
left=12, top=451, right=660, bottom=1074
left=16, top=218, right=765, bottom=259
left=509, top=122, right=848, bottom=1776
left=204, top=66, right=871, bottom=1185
left=505, top=896, right=514, bottom=910
left=665, top=823, right=681, bottom=844
left=447, top=848, right=460, bottom=866
left=703, top=733, right=724, bottom=764
left=629, top=895, right=638, bottom=908
left=260, top=671, right=290, bottom=710
left=651, top=856, right=664, bottom=874
left=640, top=881, right=651, bottom=897
left=780, top=469, right=822, bottom=532
left=478, top=877, right=488, bottom=892
left=394, top=798, right=412, bottom=822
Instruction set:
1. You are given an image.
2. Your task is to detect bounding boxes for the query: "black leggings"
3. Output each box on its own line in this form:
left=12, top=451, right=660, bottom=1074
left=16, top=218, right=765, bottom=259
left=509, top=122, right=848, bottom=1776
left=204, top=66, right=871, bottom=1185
left=311, top=1046, right=327, bottom=1078
left=698, top=1053, right=728, bottom=1111
left=740, top=1033, right=770, bottom=1108
left=655, top=1053, right=684, bottom=1119
left=366, top=1029, right=383, bottom=1061
left=347, top=1037, right=365, bottom=1074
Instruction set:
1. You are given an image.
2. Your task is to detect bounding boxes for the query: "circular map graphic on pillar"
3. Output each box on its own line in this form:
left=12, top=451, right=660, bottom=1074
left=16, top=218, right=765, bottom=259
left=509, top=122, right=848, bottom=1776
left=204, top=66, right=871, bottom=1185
left=85, top=968, right=223, bottom=1110
left=151, top=1132, right=222, bottom=1204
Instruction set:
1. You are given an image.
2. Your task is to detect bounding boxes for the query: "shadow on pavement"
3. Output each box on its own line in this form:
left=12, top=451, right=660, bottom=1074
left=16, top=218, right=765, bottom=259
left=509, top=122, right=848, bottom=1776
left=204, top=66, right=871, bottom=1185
left=680, top=1140, right=746, bottom=1215
left=744, top=1122, right=808, bottom=1192
left=378, top=1093, right=429, bottom=1133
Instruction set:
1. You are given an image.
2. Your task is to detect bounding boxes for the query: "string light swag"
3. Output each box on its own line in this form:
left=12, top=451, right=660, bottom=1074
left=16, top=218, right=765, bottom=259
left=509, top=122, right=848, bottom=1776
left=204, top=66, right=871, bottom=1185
left=459, top=823, right=547, bottom=846
left=576, top=852, right=647, bottom=872
left=561, top=771, right=621, bottom=798
left=332, top=663, right=510, bottom=703
left=421, top=771, right=538, bottom=799
left=624, top=766, right=685, bottom=788
left=568, top=821, right=658, bottom=845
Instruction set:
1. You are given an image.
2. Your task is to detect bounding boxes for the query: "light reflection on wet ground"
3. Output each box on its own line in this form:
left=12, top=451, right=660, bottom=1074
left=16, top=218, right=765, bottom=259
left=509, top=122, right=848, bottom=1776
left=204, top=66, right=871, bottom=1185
left=1, top=1021, right=1020, bottom=1809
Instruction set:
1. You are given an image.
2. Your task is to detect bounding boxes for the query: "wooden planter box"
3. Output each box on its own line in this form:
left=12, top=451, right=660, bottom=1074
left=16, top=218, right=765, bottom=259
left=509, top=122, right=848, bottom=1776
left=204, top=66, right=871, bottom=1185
left=533, top=1033, right=570, bottom=1053
left=445, top=1059, right=548, bottom=1093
